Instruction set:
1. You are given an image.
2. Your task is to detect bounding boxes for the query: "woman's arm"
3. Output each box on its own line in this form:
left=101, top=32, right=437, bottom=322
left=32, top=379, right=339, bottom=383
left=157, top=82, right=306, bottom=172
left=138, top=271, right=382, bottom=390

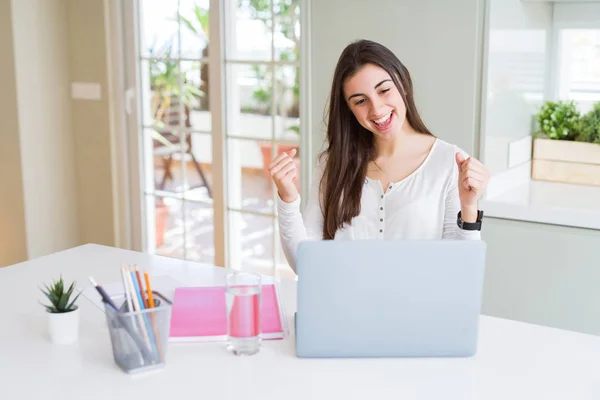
left=277, top=163, right=324, bottom=271
left=442, top=148, right=482, bottom=240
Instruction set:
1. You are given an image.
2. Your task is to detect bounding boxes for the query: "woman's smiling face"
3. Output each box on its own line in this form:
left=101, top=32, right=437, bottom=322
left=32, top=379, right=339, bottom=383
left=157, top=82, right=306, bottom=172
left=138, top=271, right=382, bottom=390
left=343, top=63, right=407, bottom=140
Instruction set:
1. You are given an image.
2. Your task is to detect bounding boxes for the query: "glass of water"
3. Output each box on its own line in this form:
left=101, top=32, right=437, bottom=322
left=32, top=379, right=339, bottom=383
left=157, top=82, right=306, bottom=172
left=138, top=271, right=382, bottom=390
left=225, top=271, right=262, bottom=355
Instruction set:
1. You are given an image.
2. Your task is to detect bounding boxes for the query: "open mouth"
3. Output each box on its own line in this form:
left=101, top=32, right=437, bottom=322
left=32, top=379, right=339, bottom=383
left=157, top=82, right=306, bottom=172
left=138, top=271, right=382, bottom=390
left=372, top=111, right=393, bottom=131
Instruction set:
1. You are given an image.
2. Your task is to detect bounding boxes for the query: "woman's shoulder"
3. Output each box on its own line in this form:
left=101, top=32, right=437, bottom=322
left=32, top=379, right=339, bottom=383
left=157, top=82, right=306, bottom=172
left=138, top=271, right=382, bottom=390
left=432, top=137, right=468, bottom=156
left=431, top=138, right=470, bottom=160
left=426, top=137, right=469, bottom=174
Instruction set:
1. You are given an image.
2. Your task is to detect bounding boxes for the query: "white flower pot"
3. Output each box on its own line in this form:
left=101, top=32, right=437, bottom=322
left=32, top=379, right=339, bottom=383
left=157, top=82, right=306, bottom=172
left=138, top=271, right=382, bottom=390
left=47, top=307, right=80, bottom=344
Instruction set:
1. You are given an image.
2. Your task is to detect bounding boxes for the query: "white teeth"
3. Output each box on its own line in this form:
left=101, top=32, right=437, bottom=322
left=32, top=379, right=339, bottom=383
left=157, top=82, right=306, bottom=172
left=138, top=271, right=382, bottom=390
left=374, top=112, right=392, bottom=125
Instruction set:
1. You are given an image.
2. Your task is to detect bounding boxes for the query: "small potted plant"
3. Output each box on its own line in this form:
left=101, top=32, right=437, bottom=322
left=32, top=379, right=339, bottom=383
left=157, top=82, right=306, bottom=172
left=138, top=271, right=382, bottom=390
left=532, top=100, right=600, bottom=186
left=40, top=276, right=82, bottom=344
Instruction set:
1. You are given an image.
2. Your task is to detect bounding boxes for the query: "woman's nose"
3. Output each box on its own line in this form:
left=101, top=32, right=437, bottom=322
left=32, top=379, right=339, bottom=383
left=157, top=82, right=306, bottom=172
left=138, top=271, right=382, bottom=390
left=370, top=97, right=387, bottom=117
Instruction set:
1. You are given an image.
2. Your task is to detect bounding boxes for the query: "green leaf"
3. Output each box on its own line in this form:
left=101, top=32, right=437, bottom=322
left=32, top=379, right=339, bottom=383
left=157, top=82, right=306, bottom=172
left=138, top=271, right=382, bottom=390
left=66, top=291, right=82, bottom=312
left=57, top=290, right=69, bottom=311
left=40, top=276, right=80, bottom=312
left=41, top=289, right=58, bottom=308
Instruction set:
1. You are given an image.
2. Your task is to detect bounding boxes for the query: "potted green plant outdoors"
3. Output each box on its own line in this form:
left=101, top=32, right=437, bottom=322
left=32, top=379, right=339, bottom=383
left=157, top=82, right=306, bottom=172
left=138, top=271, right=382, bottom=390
left=532, top=100, right=600, bottom=186
left=40, top=276, right=82, bottom=344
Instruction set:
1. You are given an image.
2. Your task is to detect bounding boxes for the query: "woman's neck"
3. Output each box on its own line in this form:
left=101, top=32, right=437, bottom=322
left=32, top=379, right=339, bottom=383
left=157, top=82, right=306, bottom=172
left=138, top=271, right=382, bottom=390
left=375, top=123, right=420, bottom=158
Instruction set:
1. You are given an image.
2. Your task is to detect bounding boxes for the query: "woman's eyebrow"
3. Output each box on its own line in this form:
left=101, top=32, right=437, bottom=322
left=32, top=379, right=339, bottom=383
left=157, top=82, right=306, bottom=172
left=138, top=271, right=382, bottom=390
left=347, top=79, right=392, bottom=101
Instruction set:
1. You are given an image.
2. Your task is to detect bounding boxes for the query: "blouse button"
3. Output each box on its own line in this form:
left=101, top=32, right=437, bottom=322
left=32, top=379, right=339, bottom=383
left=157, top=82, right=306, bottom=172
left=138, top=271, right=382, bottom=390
left=380, top=218, right=383, bottom=222
left=380, top=229, right=383, bottom=233
left=381, top=195, right=384, bottom=199
left=389, top=185, right=392, bottom=189
left=380, top=207, right=383, bottom=210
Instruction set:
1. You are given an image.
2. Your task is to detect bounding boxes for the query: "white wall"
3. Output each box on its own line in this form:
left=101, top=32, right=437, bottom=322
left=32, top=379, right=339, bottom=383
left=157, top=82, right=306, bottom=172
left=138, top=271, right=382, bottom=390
left=553, top=3, right=600, bottom=24
left=11, top=0, right=79, bottom=259
left=482, top=0, right=552, bottom=175
left=310, top=0, right=485, bottom=158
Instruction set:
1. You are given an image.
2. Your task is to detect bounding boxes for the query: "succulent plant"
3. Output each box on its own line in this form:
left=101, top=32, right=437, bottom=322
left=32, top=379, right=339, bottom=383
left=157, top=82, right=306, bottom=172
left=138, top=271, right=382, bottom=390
left=40, top=276, right=81, bottom=313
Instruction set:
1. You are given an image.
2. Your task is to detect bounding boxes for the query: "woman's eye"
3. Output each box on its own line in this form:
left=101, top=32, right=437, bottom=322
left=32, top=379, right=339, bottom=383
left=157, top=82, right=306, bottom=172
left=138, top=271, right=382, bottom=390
left=380, top=88, right=390, bottom=94
left=354, top=99, right=365, bottom=106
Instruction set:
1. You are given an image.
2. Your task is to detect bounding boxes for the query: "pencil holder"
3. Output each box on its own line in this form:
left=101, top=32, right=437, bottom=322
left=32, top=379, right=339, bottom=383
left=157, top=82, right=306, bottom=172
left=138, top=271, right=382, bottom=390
left=104, top=291, right=172, bottom=374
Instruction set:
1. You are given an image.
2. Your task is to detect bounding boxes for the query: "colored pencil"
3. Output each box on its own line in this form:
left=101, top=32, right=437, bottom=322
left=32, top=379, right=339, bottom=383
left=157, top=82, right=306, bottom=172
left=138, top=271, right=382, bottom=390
left=144, top=271, right=163, bottom=361
left=125, top=266, right=152, bottom=350
left=144, top=272, right=155, bottom=308
left=129, top=266, right=158, bottom=359
left=134, top=265, right=148, bottom=308
left=121, top=265, right=134, bottom=312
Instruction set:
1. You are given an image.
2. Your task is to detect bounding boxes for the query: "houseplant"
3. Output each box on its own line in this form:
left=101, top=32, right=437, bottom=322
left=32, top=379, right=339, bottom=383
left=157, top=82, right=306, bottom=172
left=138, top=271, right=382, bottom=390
left=40, top=276, right=82, bottom=344
left=532, top=100, right=600, bottom=186
left=576, top=102, right=600, bottom=145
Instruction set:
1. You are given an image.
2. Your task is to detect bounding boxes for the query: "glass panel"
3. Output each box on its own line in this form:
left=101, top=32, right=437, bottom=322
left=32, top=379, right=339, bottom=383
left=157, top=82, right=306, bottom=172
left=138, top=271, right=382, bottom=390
left=273, top=0, right=300, bottom=61
left=559, top=29, right=600, bottom=113
left=226, top=64, right=273, bottom=139
left=182, top=60, right=211, bottom=132
left=184, top=200, right=215, bottom=265
left=140, top=0, right=180, bottom=58
left=228, top=0, right=272, bottom=61
left=275, top=65, right=300, bottom=140
left=143, top=59, right=186, bottom=129
left=149, top=195, right=185, bottom=259
left=178, top=0, right=210, bottom=60
left=183, top=133, right=213, bottom=199
left=227, top=139, right=273, bottom=214
left=144, top=128, right=185, bottom=193
left=229, top=211, right=275, bottom=275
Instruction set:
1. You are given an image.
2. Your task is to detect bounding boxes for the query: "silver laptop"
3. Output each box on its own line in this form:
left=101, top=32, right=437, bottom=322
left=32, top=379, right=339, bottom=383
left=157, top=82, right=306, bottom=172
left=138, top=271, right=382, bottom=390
left=295, top=240, right=487, bottom=358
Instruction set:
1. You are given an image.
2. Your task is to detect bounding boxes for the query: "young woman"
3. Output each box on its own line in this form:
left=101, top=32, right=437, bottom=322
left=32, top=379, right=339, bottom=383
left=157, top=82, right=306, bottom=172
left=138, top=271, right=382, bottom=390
left=269, top=39, right=490, bottom=270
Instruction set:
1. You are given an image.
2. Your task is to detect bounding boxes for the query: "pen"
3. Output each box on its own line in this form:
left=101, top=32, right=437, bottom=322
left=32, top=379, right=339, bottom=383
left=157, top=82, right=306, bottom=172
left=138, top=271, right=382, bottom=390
left=89, top=277, right=118, bottom=310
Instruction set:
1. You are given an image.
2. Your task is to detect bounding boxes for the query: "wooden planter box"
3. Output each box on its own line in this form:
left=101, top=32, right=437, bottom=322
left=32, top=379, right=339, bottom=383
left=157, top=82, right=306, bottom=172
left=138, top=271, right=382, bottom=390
left=532, top=138, right=600, bottom=186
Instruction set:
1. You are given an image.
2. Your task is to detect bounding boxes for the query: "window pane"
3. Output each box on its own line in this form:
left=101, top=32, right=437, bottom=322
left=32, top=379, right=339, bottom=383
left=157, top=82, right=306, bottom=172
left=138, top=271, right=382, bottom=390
left=225, top=64, right=273, bottom=139
left=227, top=139, right=273, bottom=214
left=143, top=128, right=185, bottom=193
left=184, top=200, right=215, bottom=265
left=228, top=0, right=272, bottom=61
left=140, top=0, right=179, bottom=58
left=229, top=211, right=275, bottom=275
left=182, top=60, right=211, bottom=132
left=273, top=0, right=300, bottom=62
left=559, top=29, right=600, bottom=113
left=178, top=0, right=210, bottom=59
left=149, top=195, right=184, bottom=259
left=275, top=66, right=300, bottom=140
left=275, top=17, right=299, bottom=62
left=143, top=59, right=185, bottom=129
left=183, top=133, right=213, bottom=199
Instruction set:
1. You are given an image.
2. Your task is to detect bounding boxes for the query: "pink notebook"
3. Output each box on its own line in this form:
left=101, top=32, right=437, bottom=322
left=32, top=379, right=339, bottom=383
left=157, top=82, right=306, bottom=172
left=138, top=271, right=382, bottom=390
left=169, top=284, right=286, bottom=342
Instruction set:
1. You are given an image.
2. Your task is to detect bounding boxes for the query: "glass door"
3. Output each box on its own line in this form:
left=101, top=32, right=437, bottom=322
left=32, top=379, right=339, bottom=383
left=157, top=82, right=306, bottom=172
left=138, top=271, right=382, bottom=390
left=124, top=0, right=303, bottom=278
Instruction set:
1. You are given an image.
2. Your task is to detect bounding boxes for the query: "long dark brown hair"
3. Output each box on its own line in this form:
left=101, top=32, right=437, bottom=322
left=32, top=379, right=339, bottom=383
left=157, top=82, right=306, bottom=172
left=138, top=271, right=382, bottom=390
left=320, top=39, right=433, bottom=240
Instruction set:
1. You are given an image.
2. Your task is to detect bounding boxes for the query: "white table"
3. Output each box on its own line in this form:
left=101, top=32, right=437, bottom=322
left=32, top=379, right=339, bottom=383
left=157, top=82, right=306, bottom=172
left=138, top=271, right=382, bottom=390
left=2, top=244, right=600, bottom=399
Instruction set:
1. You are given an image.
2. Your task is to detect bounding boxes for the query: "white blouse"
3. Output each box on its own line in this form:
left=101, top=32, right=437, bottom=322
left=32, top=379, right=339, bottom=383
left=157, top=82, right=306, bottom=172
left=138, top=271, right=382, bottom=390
left=277, top=138, right=481, bottom=269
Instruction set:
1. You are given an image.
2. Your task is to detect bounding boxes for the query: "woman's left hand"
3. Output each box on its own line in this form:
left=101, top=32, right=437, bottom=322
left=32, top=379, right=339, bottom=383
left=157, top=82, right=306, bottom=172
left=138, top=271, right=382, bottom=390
left=455, top=153, right=490, bottom=211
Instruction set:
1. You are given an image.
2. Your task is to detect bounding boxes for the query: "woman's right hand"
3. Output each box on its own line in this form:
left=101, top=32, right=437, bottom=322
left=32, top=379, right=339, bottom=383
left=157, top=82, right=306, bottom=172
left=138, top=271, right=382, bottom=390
left=268, top=148, right=299, bottom=203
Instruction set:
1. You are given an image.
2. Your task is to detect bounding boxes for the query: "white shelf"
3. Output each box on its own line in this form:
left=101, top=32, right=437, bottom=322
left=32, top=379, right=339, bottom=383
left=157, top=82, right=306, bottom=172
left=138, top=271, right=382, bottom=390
left=481, top=172, right=600, bottom=230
